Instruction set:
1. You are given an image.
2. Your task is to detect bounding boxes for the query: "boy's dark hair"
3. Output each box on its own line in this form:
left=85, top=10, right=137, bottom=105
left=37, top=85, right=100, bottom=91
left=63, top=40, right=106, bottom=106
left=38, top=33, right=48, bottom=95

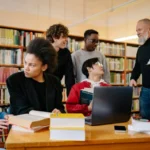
left=82, top=57, right=99, bottom=78
left=27, top=37, right=57, bottom=73
left=46, top=23, right=69, bottom=43
left=84, top=29, right=98, bottom=39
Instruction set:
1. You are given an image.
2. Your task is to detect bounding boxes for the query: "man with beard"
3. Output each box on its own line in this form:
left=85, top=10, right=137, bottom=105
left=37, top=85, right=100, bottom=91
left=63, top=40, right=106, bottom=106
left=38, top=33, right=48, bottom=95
left=71, top=29, right=110, bottom=83
left=130, top=18, right=150, bottom=120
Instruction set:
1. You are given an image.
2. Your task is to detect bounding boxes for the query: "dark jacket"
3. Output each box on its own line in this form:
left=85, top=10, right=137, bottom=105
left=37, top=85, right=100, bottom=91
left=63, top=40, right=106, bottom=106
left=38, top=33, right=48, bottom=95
left=53, top=48, right=75, bottom=96
left=6, top=71, right=65, bottom=115
left=131, top=38, right=150, bottom=88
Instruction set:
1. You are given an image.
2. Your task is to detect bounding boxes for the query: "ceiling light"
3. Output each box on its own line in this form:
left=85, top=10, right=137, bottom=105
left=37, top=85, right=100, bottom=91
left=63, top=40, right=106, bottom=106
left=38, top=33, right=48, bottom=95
left=114, top=35, right=138, bottom=42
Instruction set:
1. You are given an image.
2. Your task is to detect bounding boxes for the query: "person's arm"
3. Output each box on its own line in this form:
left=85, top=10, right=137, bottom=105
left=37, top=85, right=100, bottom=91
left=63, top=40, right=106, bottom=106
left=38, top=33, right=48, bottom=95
left=101, top=53, right=110, bottom=83
left=6, top=75, right=34, bottom=115
left=55, top=80, right=65, bottom=113
left=65, top=51, right=75, bottom=96
left=66, top=85, right=90, bottom=116
left=130, top=50, right=141, bottom=81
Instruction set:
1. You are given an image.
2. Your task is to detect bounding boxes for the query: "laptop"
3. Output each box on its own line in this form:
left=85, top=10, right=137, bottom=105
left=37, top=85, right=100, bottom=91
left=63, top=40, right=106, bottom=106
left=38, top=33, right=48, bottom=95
left=85, top=86, right=133, bottom=126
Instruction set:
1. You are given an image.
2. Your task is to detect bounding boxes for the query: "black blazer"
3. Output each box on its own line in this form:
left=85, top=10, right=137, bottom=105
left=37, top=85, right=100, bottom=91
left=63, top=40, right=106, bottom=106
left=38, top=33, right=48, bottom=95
left=6, top=71, right=65, bottom=115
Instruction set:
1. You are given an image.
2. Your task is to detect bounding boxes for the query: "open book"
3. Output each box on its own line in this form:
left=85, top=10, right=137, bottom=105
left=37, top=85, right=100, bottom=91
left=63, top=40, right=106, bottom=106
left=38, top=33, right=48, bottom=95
left=12, top=125, right=49, bottom=133
left=9, top=110, right=51, bottom=129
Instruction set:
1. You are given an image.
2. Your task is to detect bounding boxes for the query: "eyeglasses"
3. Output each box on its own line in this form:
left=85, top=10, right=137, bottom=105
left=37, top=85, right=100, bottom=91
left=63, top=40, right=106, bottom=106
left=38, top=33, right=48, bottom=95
left=87, top=39, right=99, bottom=44
left=94, top=62, right=103, bottom=66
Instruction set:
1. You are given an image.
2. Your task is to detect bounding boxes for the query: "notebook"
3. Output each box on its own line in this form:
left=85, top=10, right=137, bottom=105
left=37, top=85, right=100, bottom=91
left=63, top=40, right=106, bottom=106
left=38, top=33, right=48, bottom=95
left=85, top=86, right=133, bottom=126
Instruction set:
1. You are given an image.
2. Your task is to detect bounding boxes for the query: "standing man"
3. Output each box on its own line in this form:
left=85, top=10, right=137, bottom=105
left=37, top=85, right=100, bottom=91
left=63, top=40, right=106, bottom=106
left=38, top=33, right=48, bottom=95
left=130, top=18, right=150, bottom=120
left=46, top=24, right=75, bottom=96
left=71, top=29, right=110, bottom=83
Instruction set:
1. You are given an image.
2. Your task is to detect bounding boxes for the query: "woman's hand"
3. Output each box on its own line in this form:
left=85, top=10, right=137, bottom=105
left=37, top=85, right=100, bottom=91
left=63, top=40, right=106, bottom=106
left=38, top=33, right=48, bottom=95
left=52, top=108, right=61, bottom=114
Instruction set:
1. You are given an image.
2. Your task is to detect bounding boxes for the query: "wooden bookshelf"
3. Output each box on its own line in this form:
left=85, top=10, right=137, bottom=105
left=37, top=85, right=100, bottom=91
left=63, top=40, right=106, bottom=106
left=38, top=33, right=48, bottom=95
left=0, top=25, right=45, bottom=104
left=0, top=25, right=141, bottom=112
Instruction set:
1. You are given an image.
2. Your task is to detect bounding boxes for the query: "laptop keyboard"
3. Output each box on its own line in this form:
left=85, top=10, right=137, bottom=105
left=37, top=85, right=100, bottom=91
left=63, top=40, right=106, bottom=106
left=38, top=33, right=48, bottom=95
left=85, top=115, right=92, bottom=122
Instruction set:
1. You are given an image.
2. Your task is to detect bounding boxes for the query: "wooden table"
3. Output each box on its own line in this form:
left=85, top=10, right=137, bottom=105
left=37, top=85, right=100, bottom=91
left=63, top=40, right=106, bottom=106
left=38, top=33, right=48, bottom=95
left=5, top=122, right=150, bottom=150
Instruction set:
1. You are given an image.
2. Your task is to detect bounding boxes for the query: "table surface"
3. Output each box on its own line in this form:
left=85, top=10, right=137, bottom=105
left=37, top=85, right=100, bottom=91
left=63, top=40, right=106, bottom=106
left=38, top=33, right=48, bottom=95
left=5, top=121, right=150, bottom=150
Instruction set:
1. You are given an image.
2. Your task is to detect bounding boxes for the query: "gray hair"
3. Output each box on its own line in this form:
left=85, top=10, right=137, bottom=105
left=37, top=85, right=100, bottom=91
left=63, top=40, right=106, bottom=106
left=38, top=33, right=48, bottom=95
left=138, top=18, right=150, bottom=26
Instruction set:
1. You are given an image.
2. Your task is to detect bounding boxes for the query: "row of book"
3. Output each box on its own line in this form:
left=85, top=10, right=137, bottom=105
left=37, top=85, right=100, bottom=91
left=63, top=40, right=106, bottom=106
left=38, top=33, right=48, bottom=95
left=100, top=42, right=125, bottom=56
left=0, top=28, right=44, bottom=47
left=106, top=58, right=124, bottom=71
left=110, top=72, right=124, bottom=84
left=126, top=73, right=142, bottom=85
left=0, top=67, right=19, bottom=83
left=126, top=59, right=136, bottom=71
left=0, top=49, right=22, bottom=65
left=67, top=38, right=84, bottom=52
left=0, top=85, right=10, bottom=104
left=67, top=38, right=126, bottom=56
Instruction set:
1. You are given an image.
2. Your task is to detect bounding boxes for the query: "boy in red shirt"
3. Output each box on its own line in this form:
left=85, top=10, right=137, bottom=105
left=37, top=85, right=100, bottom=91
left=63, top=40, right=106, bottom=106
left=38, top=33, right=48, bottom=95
left=66, top=58, right=110, bottom=116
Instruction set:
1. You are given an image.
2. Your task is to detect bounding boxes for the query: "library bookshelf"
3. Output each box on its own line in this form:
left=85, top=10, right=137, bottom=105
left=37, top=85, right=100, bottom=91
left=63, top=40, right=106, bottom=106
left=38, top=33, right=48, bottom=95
left=0, top=25, right=141, bottom=113
left=0, top=25, right=45, bottom=106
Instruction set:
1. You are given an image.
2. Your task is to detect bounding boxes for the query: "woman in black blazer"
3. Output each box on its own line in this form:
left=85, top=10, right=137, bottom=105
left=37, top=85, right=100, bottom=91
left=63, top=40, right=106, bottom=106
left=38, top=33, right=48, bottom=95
left=6, top=38, right=65, bottom=115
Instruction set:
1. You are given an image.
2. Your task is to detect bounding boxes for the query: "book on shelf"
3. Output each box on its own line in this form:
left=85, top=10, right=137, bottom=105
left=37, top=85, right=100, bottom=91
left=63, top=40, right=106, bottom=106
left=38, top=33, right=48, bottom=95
left=80, top=88, right=93, bottom=105
left=50, top=113, right=85, bottom=141
left=8, top=110, right=51, bottom=129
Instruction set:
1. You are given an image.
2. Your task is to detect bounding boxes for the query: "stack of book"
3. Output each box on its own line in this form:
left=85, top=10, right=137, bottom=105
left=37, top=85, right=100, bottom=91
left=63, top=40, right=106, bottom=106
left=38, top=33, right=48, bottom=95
left=8, top=110, right=51, bottom=132
left=128, top=117, right=150, bottom=134
left=50, top=113, right=85, bottom=141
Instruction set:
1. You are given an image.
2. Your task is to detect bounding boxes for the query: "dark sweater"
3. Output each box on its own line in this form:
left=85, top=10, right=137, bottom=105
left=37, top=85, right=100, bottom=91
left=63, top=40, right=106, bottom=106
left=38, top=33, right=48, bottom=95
left=131, top=38, right=150, bottom=88
left=6, top=72, right=65, bottom=115
left=53, top=48, right=75, bottom=95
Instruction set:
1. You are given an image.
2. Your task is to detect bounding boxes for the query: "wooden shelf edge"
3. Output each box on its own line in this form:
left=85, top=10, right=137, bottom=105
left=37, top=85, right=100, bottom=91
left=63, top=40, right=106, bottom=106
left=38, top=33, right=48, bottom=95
left=0, top=25, right=45, bottom=33
left=0, top=83, right=6, bottom=85
left=133, top=96, right=139, bottom=99
left=0, top=44, right=24, bottom=49
left=110, top=84, right=124, bottom=86
left=132, top=110, right=139, bottom=113
left=0, top=64, right=24, bottom=68
left=126, top=56, right=136, bottom=59
left=105, top=54, right=125, bottom=58
left=110, top=70, right=124, bottom=72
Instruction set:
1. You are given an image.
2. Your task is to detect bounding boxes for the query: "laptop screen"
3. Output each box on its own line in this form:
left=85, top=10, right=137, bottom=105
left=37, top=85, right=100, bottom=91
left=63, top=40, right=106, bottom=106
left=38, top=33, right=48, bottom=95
left=86, top=86, right=133, bottom=126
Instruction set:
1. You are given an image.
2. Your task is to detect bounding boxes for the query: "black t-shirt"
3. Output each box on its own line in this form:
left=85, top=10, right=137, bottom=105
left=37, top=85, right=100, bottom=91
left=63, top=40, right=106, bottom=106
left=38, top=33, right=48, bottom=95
left=53, top=48, right=75, bottom=95
left=31, top=79, right=46, bottom=111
